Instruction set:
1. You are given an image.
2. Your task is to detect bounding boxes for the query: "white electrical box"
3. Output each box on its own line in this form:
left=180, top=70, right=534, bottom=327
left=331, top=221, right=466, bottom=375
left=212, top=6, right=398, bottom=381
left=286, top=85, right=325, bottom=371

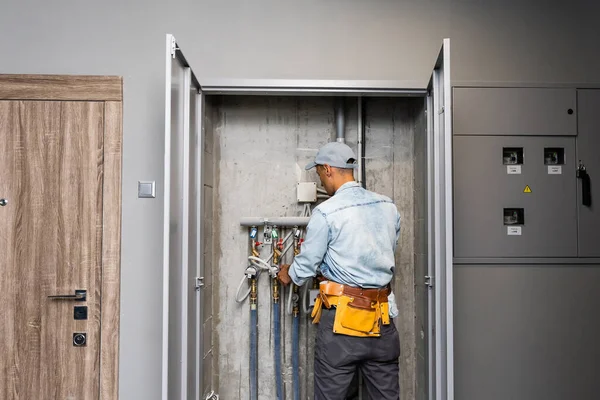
left=297, top=182, right=317, bottom=203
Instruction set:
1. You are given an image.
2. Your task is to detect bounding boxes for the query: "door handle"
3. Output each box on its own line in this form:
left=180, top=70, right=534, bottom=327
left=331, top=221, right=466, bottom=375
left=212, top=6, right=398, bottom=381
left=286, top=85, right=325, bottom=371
left=577, top=161, right=592, bottom=207
left=48, top=290, right=86, bottom=301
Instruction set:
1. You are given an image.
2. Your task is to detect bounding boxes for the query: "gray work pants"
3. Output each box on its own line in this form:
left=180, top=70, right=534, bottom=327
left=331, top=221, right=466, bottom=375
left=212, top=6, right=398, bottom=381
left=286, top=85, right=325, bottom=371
left=314, top=308, right=401, bottom=400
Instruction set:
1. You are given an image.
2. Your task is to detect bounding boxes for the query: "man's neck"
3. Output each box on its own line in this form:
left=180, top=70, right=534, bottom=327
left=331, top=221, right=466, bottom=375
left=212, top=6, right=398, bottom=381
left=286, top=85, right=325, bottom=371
left=332, top=178, right=356, bottom=193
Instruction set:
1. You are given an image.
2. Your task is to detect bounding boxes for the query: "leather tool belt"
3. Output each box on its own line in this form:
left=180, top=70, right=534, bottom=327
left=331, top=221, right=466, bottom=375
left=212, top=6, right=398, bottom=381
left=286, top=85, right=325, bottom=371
left=310, top=280, right=391, bottom=337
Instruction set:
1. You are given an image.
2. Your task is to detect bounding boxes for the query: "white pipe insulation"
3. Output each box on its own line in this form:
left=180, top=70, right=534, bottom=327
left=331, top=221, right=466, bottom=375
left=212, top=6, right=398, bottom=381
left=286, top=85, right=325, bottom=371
left=335, top=99, right=345, bottom=143
left=239, top=217, right=310, bottom=227
left=357, top=96, right=364, bottom=187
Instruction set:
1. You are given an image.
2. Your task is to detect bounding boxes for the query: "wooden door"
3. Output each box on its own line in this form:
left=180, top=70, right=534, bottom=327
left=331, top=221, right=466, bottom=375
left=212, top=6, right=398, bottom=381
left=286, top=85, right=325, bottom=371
left=0, top=75, right=122, bottom=400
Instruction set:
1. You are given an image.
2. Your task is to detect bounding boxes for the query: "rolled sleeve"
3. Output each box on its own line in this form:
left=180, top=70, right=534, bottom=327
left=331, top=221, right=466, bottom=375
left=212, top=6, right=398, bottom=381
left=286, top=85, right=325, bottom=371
left=289, top=210, right=329, bottom=286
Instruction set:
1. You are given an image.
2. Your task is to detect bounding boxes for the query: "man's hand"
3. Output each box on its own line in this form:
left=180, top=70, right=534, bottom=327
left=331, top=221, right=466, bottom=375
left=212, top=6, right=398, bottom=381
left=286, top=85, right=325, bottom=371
left=277, top=264, right=292, bottom=286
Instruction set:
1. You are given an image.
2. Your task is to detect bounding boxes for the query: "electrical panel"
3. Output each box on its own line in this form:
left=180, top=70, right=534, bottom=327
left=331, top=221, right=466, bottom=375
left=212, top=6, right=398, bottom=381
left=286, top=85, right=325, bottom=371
left=453, top=136, right=577, bottom=258
left=450, top=87, right=600, bottom=259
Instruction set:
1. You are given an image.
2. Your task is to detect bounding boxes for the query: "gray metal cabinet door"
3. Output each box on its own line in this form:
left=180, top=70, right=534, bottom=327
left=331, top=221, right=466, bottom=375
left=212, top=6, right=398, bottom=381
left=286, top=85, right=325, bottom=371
left=454, top=264, right=600, bottom=400
left=577, top=89, right=600, bottom=257
left=453, top=88, right=577, bottom=136
left=454, top=136, right=577, bottom=258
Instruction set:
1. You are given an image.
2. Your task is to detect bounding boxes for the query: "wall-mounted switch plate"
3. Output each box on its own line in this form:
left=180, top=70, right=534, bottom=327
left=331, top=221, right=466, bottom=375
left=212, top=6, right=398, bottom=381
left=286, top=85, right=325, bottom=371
left=138, top=181, right=156, bottom=198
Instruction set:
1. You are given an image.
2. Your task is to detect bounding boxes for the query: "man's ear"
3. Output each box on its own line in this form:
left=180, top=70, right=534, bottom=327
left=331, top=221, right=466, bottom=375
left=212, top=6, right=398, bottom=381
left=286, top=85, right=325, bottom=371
left=323, top=164, right=332, bottom=177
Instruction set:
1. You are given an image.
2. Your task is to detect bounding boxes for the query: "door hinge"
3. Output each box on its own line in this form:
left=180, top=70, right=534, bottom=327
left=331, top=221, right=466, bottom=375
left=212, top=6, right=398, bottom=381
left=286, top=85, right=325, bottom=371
left=204, top=390, right=219, bottom=400
left=438, top=106, right=445, bottom=115
left=425, top=275, right=434, bottom=288
left=170, top=36, right=178, bottom=59
left=195, top=277, right=205, bottom=290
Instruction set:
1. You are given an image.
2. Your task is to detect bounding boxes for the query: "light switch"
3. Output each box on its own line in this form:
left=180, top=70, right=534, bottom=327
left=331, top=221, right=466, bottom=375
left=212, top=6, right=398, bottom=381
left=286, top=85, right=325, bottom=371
left=138, top=181, right=156, bottom=198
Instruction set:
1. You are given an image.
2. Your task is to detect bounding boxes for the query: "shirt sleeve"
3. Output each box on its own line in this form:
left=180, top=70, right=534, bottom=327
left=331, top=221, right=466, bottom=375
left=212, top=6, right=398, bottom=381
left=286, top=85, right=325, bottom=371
left=393, top=210, right=401, bottom=252
left=288, top=210, right=329, bottom=286
left=388, top=291, right=399, bottom=318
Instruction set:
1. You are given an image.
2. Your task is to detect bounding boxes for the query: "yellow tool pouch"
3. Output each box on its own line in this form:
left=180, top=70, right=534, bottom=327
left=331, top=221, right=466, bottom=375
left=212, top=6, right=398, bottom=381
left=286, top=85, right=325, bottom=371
left=311, top=294, right=324, bottom=324
left=311, top=281, right=391, bottom=337
left=333, top=295, right=381, bottom=337
left=380, top=301, right=390, bottom=325
left=311, top=290, right=334, bottom=324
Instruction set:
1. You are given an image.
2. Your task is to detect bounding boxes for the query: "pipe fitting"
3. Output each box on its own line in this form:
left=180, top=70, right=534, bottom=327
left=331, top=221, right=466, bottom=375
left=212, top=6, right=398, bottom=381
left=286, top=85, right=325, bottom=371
left=273, top=277, right=280, bottom=303
left=250, top=278, right=257, bottom=305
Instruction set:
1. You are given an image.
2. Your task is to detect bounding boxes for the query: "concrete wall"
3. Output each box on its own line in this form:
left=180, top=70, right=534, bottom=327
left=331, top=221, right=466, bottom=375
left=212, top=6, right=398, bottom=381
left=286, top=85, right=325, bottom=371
left=364, top=98, right=427, bottom=399
left=1, top=0, right=599, bottom=398
left=211, top=95, right=345, bottom=399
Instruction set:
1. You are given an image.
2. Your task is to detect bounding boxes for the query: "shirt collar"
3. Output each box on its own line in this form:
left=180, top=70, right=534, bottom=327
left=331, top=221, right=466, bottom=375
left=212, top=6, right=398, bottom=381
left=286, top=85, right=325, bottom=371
left=335, top=181, right=360, bottom=195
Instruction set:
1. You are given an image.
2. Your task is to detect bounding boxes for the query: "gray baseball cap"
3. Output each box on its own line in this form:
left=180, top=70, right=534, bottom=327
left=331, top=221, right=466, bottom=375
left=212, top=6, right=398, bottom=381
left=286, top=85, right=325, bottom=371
left=305, top=142, right=358, bottom=170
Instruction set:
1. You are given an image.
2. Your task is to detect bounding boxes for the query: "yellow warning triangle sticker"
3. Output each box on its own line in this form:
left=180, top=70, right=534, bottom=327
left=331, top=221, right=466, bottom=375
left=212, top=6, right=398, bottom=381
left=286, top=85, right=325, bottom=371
left=524, top=185, right=532, bottom=193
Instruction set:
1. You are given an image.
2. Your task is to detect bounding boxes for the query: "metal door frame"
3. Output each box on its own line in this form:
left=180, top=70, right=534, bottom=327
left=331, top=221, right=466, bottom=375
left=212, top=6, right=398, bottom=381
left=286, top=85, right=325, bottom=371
left=163, top=34, right=453, bottom=400
left=163, top=34, right=204, bottom=400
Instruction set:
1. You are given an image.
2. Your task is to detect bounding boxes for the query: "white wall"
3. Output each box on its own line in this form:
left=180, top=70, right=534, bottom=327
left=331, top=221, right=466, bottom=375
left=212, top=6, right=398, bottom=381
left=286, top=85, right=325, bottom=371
left=1, top=0, right=598, bottom=398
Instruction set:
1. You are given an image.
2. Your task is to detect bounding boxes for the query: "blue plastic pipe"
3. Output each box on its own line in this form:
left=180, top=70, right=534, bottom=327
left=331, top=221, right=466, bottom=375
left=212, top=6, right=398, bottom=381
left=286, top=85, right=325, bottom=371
left=274, top=301, right=283, bottom=399
left=292, top=313, right=300, bottom=400
left=250, top=294, right=258, bottom=400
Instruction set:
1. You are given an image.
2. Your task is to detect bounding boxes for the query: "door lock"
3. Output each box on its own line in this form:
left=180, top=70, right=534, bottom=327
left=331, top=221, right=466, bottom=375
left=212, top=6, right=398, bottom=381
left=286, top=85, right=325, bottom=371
left=73, top=333, right=87, bottom=347
left=0, top=198, right=7, bottom=206
left=74, top=306, right=88, bottom=320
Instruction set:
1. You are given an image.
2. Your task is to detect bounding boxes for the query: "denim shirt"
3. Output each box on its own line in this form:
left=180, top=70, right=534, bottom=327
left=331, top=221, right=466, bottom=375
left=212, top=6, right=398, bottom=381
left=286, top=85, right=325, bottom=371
left=289, top=181, right=401, bottom=316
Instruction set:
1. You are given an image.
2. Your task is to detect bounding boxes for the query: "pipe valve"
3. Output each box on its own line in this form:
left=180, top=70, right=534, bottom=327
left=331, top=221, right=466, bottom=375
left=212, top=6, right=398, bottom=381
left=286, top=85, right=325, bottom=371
left=245, top=266, right=258, bottom=279
left=249, top=226, right=258, bottom=239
